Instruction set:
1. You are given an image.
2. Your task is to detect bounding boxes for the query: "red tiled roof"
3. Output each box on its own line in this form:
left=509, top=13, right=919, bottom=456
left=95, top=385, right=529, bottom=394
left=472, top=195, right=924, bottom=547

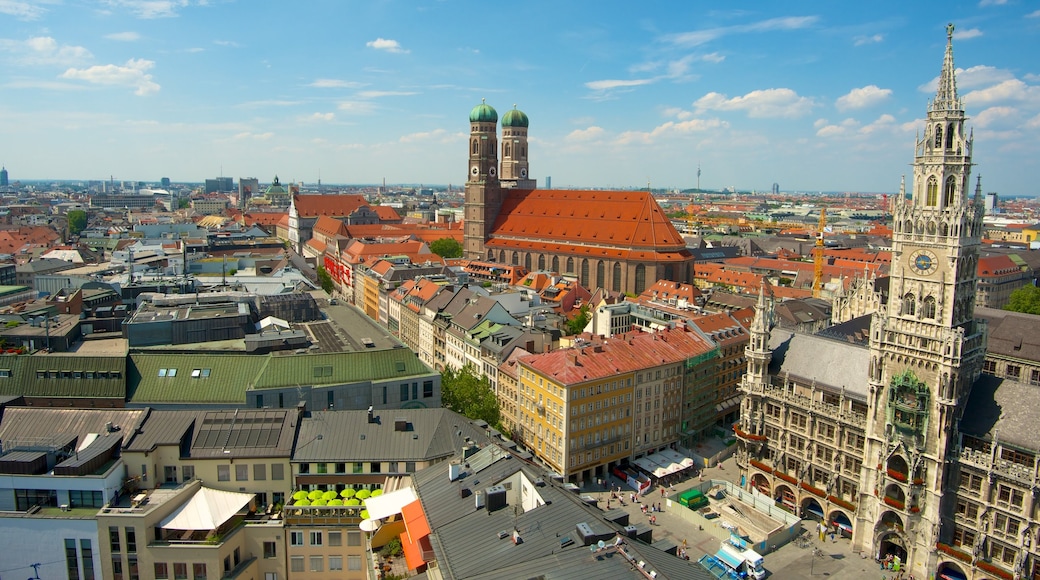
left=292, top=194, right=368, bottom=217
left=243, top=212, right=287, bottom=226
left=520, top=326, right=715, bottom=385
left=489, top=189, right=687, bottom=251
left=978, top=254, right=1021, bottom=277
left=313, top=215, right=348, bottom=238
left=372, top=205, right=401, bottom=221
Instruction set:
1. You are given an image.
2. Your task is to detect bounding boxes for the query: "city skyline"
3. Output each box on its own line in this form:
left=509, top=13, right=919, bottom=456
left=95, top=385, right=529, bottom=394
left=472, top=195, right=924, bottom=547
left=0, top=1, right=1038, bottom=195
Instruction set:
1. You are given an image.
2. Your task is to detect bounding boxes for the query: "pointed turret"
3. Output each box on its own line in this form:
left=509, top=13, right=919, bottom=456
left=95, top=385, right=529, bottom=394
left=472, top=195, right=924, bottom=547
left=933, top=23, right=960, bottom=111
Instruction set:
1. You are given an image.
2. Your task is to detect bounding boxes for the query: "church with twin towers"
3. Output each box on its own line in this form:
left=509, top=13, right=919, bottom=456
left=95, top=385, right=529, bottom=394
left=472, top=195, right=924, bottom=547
left=736, top=24, right=1038, bottom=580
left=461, top=101, right=696, bottom=296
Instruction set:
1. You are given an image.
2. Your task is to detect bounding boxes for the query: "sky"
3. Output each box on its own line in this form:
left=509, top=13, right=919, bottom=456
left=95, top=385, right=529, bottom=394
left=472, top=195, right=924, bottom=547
left=1, top=1, right=1039, bottom=196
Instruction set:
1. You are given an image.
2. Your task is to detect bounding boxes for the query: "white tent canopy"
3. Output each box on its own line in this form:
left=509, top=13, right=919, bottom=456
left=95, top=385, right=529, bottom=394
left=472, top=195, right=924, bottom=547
left=658, top=449, right=695, bottom=469
left=634, top=456, right=669, bottom=479
left=363, top=487, right=418, bottom=521
left=161, top=487, right=255, bottom=530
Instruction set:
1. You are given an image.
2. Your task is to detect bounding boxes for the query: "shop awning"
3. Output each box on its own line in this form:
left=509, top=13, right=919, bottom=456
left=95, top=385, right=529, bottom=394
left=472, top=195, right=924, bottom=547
left=363, top=487, right=418, bottom=521
left=161, top=487, right=254, bottom=530
left=634, top=456, right=669, bottom=478
left=658, top=449, right=695, bottom=469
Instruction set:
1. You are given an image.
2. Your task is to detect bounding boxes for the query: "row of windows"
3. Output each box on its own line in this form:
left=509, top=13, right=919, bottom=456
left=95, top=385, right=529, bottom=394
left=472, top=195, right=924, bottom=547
left=35, top=370, right=121, bottom=379
left=297, top=461, right=415, bottom=475
left=214, top=463, right=285, bottom=482
left=289, top=530, right=363, bottom=547
left=289, top=555, right=360, bottom=572
left=152, top=563, right=207, bottom=580
left=156, top=368, right=211, bottom=378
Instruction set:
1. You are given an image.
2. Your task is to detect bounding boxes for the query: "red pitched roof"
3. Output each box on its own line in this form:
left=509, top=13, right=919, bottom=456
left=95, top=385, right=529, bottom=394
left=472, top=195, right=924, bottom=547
left=489, top=189, right=687, bottom=251
left=520, top=326, right=715, bottom=385
left=313, top=215, right=349, bottom=238
left=292, top=194, right=368, bottom=217
left=372, top=205, right=401, bottom=221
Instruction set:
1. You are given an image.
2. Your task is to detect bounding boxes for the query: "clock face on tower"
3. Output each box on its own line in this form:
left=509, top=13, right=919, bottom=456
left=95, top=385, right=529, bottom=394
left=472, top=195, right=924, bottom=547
left=520, top=167, right=527, bottom=178
left=488, top=166, right=497, bottom=178
left=909, top=249, right=938, bottom=275
left=471, top=165, right=479, bottom=177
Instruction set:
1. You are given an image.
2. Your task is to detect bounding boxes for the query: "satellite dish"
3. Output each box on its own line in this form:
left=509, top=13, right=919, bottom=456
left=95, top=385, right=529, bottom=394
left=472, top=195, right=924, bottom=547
left=597, top=540, right=606, bottom=549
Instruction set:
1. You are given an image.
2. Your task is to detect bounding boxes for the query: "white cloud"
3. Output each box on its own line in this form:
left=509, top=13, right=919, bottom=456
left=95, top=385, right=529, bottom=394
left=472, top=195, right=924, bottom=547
left=0, top=36, right=93, bottom=66
left=1025, top=113, right=1040, bottom=129
left=398, top=129, right=462, bottom=143
left=213, top=40, right=240, bottom=47
left=836, top=85, right=892, bottom=111
left=816, top=114, right=902, bottom=139
left=231, top=131, right=274, bottom=141
left=0, top=0, right=47, bottom=20
left=859, top=114, right=897, bottom=134
left=309, top=79, right=365, bottom=89
left=236, top=100, right=301, bottom=108
left=973, top=106, right=1017, bottom=128
left=815, top=118, right=858, bottom=137
left=584, top=79, right=655, bottom=91
left=337, top=101, right=377, bottom=114
left=61, top=58, right=160, bottom=96
left=566, top=126, right=605, bottom=141
left=694, top=88, right=814, bottom=118
left=356, top=90, right=417, bottom=98
left=103, top=0, right=192, bottom=19
left=665, top=15, right=818, bottom=47
left=614, top=118, right=727, bottom=146
left=366, top=38, right=409, bottom=54
left=305, top=112, right=335, bottom=122
left=105, top=32, right=141, bottom=42
left=701, top=52, right=725, bottom=64
left=964, top=79, right=1040, bottom=106
left=953, top=28, right=983, bottom=40
left=1027, top=9, right=1040, bottom=18
left=979, top=0, right=1007, bottom=5
left=853, top=34, right=884, bottom=46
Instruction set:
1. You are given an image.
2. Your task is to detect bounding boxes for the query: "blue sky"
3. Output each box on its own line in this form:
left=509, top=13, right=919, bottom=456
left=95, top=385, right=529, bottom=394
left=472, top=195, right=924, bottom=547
left=1, top=1, right=1038, bottom=195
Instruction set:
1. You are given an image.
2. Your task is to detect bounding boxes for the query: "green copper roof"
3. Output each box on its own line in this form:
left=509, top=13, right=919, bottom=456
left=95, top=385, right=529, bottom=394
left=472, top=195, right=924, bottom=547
left=501, top=106, right=529, bottom=128
left=469, top=99, right=498, bottom=123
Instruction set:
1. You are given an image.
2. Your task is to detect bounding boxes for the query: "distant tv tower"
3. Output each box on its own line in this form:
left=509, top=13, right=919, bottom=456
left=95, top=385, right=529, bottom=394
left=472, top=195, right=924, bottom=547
left=697, top=164, right=701, bottom=191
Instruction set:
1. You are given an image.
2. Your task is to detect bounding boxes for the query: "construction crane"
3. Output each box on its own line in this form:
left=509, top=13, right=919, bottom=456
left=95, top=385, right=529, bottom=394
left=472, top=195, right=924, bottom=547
left=812, top=208, right=827, bottom=298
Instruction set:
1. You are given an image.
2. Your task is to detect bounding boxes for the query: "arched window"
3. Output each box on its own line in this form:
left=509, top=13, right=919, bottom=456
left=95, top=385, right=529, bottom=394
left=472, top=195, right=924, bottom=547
left=664, top=264, right=674, bottom=281
left=512, top=251, right=519, bottom=266
left=552, top=256, right=559, bottom=273
left=504, top=142, right=511, bottom=158
left=566, top=257, right=574, bottom=274
left=635, top=264, right=646, bottom=294
left=580, top=260, right=590, bottom=287
left=902, top=293, right=916, bottom=316
left=944, top=176, right=957, bottom=206
left=521, top=146, right=526, bottom=158
left=487, top=249, right=495, bottom=261
left=926, top=176, right=938, bottom=206
left=934, top=124, right=943, bottom=149
left=922, top=296, right=936, bottom=319
left=613, top=263, right=622, bottom=292
left=499, top=250, right=506, bottom=263
left=596, top=261, right=605, bottom=288
left=524, top=254, right=532, bottom=270
left=472, top=140, right=478, bottom=155
left=538, top=254, right=545, bottom=270
left=946, top=123, right=955, bottom=149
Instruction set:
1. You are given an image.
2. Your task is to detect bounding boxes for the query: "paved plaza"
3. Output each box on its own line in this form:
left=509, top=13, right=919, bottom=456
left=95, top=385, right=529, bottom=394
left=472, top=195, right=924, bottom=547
left=583, top=455, right=891, bottom=579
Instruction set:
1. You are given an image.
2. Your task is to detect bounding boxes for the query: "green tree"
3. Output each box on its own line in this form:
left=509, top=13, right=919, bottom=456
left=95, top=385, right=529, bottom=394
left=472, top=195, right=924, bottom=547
left=316, top=265, right=334, bottom=294
left=429, top=237, right=463, bottom=259
left=67, top=210, right=87, bottom=235
left=565, top=305, right=590, bottom=335
left=1004, top=285, right=1040, bottom=315
left=441, top=365, right=500, bottom=430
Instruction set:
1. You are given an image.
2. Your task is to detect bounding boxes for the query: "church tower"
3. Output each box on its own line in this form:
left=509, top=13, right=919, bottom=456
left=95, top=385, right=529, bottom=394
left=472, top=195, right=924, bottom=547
left=500, top=105, right=536, bottom=189
left=464, top=99, right=501, bottom=260
left=853, top=24, right=987, bottom=576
